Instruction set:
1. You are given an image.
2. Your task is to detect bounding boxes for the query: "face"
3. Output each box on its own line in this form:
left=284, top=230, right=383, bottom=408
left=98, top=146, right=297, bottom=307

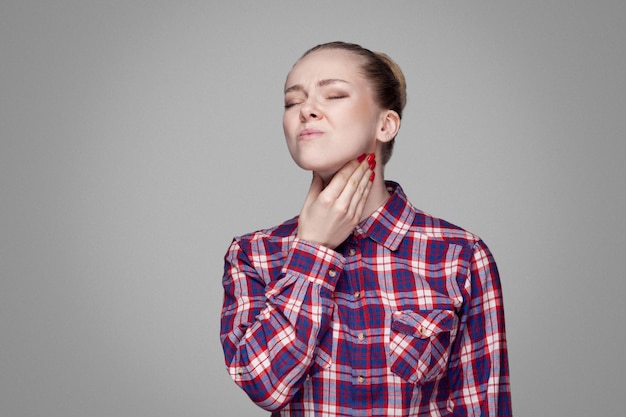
left=283, top=49, right=385, bottom=179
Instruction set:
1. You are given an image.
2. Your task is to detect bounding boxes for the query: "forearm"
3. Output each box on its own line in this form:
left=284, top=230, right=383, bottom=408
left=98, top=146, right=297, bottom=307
left=449, top=240, right=512, bottom=416
left=220, top=238, right=342, bottom=411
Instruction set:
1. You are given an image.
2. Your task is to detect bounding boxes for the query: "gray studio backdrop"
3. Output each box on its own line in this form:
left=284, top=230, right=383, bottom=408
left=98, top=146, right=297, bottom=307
left=2, top=1, right=625, bottom=416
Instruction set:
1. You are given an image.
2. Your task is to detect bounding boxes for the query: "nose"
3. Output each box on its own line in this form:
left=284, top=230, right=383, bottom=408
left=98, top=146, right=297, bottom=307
left=299, top=98, right=322, bottom=122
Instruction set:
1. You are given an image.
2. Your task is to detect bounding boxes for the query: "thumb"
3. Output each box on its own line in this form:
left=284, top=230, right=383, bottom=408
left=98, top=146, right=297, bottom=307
left=304, top=171, right=323, bottom=204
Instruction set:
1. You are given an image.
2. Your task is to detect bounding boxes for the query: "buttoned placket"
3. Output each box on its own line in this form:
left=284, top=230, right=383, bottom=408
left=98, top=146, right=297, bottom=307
left=343, top=236, right=371, bottom=392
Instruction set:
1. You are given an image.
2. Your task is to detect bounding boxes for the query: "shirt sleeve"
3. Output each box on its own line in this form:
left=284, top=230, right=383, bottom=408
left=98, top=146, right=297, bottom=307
left=448, top=240, right=513, bottom=416
left=219, top=237, right=344, bottom=412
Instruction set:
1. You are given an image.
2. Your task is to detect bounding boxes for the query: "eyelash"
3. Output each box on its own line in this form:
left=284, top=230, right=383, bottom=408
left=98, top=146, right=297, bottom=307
left=283, top=95, right=347, bottom=109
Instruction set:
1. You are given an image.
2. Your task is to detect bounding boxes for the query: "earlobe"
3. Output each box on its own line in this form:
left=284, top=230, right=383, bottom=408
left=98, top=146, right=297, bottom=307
left=377, top=110, right=401, bottom=143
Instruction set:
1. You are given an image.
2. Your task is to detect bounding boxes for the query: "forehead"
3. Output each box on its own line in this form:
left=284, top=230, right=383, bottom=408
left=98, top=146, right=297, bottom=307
left=285, top=49, right=366, bottom=87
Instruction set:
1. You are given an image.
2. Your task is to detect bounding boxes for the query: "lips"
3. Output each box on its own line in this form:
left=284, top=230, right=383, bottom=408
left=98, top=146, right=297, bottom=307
left=298, top=128, right=324, bottom=141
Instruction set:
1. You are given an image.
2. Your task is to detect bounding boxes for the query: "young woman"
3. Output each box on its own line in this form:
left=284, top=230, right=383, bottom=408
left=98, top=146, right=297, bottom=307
left=220, top=41, right=512, bottom=416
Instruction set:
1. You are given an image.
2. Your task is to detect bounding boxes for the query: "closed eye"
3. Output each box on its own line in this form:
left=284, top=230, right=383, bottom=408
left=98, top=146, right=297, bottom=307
left=284, top=101, right=302, bottom=109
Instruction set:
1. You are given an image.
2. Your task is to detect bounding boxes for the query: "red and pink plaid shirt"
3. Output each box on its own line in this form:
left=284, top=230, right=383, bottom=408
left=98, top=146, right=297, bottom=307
left=220, top=182, right=512, bottom=416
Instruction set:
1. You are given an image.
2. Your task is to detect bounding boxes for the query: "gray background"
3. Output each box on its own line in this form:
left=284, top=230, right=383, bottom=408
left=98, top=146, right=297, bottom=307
left=2, top=1, right=625, bottom=416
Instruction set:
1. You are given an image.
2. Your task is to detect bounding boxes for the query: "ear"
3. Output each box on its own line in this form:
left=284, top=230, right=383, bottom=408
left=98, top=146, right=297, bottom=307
left=376, top=110, right=400, bottom=143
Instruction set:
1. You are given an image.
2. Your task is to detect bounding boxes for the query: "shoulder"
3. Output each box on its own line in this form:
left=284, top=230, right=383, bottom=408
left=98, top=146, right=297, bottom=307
left=388, top=182, right=480, bottom=245
left=227, top=215, right=299, bottom=256
left=224, top=216, right=301, bottom=280
left=411, top=208, right=481, bottom=246
left=234, top=215, right=299, bottom=242
left=383, top=181, right=487, bottom=254
left=408, top=209, right=498, bottom=271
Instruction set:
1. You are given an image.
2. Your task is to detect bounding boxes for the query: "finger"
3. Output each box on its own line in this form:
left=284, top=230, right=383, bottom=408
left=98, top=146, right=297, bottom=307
left=346, top=162, right=374, bottom=218
left=319, top=159, right=361, bottom=202
left=303, top=171, right=324, bottom=206
left=335, top=157, right=372, bottom=211
left=352, top=171, right=374, bottom=220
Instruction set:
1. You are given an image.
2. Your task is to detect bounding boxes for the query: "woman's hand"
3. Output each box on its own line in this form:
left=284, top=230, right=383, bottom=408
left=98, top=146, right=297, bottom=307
left=297, top=154, right=376, bottom=249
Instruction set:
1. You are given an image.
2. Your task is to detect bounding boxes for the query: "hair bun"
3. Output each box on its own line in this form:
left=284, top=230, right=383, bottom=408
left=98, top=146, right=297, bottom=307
left=374, top=52, right=407, bottom=112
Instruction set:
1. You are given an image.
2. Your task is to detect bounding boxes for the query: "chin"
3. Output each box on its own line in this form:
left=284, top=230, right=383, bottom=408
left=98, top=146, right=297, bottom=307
left=300, top=159, right=343, bottom=176
left=292, top=153, right=337, bottom=171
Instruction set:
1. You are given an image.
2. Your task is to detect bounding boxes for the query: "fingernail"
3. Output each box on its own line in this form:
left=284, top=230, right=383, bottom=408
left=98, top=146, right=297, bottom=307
left=357, top=153, right=367, bottom=162
left=369, top=172, right=375, bottom=182
left=366, top=153, right=375, bottom=164
left=369, top=160, right=376, bottom=170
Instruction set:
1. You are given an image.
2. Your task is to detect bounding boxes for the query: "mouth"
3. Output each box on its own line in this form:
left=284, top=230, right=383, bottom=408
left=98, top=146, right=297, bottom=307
left=298, top=128, right=324, bottom=141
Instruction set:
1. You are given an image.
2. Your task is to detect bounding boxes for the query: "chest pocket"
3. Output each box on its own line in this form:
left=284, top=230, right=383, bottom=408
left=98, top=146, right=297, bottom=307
left=388, top=309, right=457, bottom=385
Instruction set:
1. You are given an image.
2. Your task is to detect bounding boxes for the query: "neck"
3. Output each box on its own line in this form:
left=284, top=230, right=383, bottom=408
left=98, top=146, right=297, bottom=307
left=318, top=170, right=389, bottom=222
left=360, top=173, right=390, bottom=222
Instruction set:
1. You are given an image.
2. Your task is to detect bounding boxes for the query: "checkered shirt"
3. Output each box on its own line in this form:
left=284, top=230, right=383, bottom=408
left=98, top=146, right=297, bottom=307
left=220, top=182, right=512, bottom=416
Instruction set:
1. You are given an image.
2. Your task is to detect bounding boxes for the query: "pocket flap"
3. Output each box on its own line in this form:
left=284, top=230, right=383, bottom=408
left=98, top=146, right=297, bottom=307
left=391, top=309, right=455, bottom=338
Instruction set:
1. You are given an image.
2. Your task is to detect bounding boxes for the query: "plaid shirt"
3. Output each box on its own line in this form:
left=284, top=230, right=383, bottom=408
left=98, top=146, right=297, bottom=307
left=220, top=182, right=511, bottom=416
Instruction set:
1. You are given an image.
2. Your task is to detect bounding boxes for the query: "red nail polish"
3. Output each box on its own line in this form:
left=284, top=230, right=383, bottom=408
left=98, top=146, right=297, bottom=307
left=357, top=153, right=367, bottom=162
left=366, top=153, right=375, bottom=164
left=369, top=160, right=376, bottom=170
left=369, top=171, right=375, bottom=182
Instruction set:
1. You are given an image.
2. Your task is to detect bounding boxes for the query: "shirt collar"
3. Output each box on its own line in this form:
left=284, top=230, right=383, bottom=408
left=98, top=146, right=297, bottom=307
left=356, top=181, right=415, bottom=251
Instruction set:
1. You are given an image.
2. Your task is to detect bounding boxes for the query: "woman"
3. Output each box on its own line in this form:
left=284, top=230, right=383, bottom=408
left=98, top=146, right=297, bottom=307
left=220, top=41, right=512, bottom=416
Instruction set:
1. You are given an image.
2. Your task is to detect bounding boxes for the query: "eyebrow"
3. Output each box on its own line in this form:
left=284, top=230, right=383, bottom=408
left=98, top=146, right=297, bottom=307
left=284, top=78, right=350, bottom=94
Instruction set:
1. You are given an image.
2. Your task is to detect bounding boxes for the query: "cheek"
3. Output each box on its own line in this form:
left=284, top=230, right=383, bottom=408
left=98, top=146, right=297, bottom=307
left=341, top=111, right=377, bottom=139
left=282, top=113, right=296, bottom=137
left=282, top=117, right=296, bottom=153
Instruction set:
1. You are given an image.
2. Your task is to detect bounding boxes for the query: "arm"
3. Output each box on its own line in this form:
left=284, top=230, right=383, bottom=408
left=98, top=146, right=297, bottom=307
left=220, top=156, right=374, bottom=411
left=448, top=240, right=512, bottom=416
left=220, top=236, right=343, bottom=411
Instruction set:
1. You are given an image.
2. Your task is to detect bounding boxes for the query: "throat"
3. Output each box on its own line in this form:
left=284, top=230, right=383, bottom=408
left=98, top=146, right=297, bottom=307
left=361, top=183, right=390, bottom=221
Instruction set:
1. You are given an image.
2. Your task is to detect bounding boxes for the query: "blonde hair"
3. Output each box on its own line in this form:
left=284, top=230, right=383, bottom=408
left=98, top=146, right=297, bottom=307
left=300, top=42, right=407, bottom=164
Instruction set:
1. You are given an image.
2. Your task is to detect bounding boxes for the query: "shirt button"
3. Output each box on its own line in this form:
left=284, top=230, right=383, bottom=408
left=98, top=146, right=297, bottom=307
left=348, top=248, right=357, bottom=256
left=328, top=270, right=337, bottom=277
left=237, top=367, right=243, bottom=375
left=358, top=332, right=365, bottom=341
left=357, top=375, right=365, bottom=383
left=354, top=291, right=360, bottom=299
